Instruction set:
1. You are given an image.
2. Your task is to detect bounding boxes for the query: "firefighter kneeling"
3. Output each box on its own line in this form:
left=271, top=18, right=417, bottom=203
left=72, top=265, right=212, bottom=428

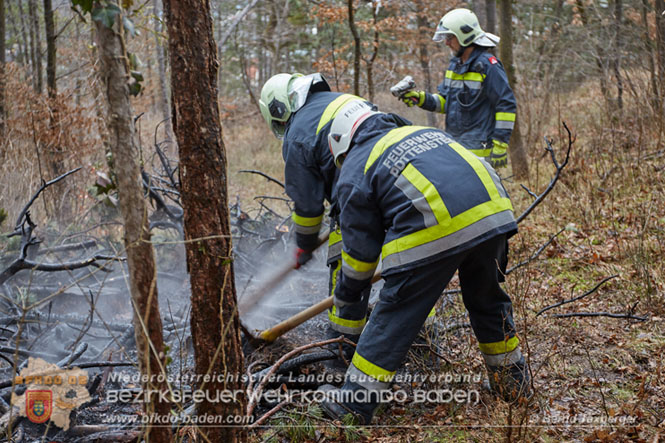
left=318, top=100, right=531, bottom=425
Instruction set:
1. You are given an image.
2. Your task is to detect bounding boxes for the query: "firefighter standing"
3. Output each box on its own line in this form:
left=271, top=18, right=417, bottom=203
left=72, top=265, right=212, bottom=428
left=401, top=8, right=516, bottom=169
left=319, top=99, right=531, bottom=424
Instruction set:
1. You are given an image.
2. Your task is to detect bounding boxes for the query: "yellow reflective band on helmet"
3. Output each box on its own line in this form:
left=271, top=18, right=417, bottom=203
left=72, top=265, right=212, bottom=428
left=401, top=164, right=450, bottom=224
left=328, top=306, right=366, bottom=329
left=495, top=112, right=516, bottom=122
left=445, top=71, right=485, bottom=82
left=478, top=336, right=520, bottom=355
left=291, top=212, right=324, bottom=227
left=382, top=197, right=513, bottom=259
left=316, top=94, right=363, bottom=135
left=364, top=126, right=430, bottom=174
left=342, top=250, right=379, bottom=274
left=352, top=352, right=395, bottom=382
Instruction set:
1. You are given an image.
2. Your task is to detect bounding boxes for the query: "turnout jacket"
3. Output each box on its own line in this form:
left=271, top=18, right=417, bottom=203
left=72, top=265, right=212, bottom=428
left=282, top=91, right=364, bottom=251
left=421, top=48, right=516, bottom=158
left=334, top=117, right=518, bottom=302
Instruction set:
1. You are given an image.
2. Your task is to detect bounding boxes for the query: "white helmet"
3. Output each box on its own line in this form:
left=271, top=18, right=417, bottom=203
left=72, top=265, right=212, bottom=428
left=328, top=100, right=381, bottom=168
left=259, top=72, right=330, bottom=138
left=432, top=8, right=500, bottom=48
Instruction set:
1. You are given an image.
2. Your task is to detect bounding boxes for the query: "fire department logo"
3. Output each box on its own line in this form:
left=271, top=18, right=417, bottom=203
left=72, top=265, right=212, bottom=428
left=26, top=390, right=53, bottom=424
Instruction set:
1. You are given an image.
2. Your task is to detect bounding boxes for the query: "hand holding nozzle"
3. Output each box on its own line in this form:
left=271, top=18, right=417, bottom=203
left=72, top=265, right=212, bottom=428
left=391, top=76, right=425, bottom=108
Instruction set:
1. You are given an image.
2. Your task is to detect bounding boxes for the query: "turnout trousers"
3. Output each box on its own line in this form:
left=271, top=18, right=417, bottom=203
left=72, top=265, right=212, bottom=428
left=346, top=234, right=519, bottom=390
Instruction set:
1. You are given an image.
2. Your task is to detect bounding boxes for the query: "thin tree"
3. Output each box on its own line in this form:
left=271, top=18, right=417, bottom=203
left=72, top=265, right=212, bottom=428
left=43, top=0, right=55, bottom=97
left=612, top=0, right=623, bottom=111
left=27, top=0, right=42, bottom=93
left=152, top=0, right=172, bottom=139
left=92, top=1, right=172, bottom=440
left=498, top=0, right=529, bottom=180
left=0, top=0, right=5, bottom=138
left=485, top=0, right=496, bottom=34
left=162, top=1, right=246, bottom=441
left=347, top=0, right=361, bottom=95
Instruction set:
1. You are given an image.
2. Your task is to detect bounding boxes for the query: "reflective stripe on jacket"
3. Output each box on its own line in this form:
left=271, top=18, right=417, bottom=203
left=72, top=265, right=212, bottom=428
left=335, top=121, right=517, bottom=287
left=422, top=48, right=516, bottom=157
left=282, top=92, right=361, bottom=249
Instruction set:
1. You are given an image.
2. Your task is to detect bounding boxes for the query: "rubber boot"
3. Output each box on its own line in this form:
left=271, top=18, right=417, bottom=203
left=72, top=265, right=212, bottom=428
left=486, top=356, right=532, bottom=402
left=318, top=381, right=379, bottom=425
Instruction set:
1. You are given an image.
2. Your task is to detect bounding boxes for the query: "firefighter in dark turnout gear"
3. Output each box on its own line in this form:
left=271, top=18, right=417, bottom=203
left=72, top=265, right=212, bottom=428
left=401, top=8, right=516, bottom=169
left=319, top=100, right=531, bottom=425
left=259, top=73, right=375, bottom=350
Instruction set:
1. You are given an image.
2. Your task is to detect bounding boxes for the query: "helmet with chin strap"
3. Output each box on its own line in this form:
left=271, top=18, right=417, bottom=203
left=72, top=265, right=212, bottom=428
left=432, top=8, right=500, bottom=49
left=328, top=100, right=381, bottom=168
left=259, top=73, right=331, bottom=138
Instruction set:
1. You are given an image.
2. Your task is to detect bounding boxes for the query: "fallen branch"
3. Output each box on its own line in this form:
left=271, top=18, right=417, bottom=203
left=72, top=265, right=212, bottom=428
left=517, top=122, right=574, bottom=224
left=550, top=312, right=647, bottom=321
left=536, top=274, right=619, bottom=316
left=239, top=169, right=286, bottom=189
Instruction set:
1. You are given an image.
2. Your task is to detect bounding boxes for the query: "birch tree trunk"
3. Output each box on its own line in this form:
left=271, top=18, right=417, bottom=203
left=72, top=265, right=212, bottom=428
left=94, top=3, right=172, bottom=440
left=163, top=0, right=246, bottom=441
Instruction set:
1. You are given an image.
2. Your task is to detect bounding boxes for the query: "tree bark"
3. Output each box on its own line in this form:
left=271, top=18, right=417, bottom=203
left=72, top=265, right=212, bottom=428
left=498, top=0, right=529, bottom=180
left=657, top=0, right=665, bottom=119
left=152, top=0, right=172, bottom=140
left=94, top=3, right=172, bottom=441
left=0, top=0, right=5, bottom=138
left=485, top=0, right=496, bottom=34
left=27, top=0, right=42, bottom=93
left=612, top=0, right=623, bottom=111
left=348, top=0, right=361, bottom=96
left=415, top=0, right=436, bottom=127
left=43, top=0, right=56, bottom=97
left=163, top=1, right=246, bottom=441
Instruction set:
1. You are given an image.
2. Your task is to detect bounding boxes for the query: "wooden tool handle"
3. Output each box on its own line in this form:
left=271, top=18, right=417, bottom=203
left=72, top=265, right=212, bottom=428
left=259, top=296, right=334, bottom=342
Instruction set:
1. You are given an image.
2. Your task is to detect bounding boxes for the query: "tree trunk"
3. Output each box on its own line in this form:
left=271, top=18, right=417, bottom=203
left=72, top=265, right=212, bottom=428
left=27, top=0, right=42, bottom=94
left=43, top=0, right=55, bottom=97
left=162, top=1, right=246, bottom=442
left=641, top=0, right=657, bottom=106
left=485, top=0, right=496, bottom=34
left=364, top=1, right=379, bottom=102
left=348, top=0, right=360, bottom=96
left=94, top=3, right=172, bottom=441
left=475, top=0, right=487, bottom=30
left=415, top=0, right=436, bottom=127
left=152, top=0, right=172, bottom=140
left=657, top=0, right=665, bottom=120
left=0, top=0, right=5, bottom=138
left=612, top=0, right=623, bottom=111
left=498, top=0, right=529, bottom=180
